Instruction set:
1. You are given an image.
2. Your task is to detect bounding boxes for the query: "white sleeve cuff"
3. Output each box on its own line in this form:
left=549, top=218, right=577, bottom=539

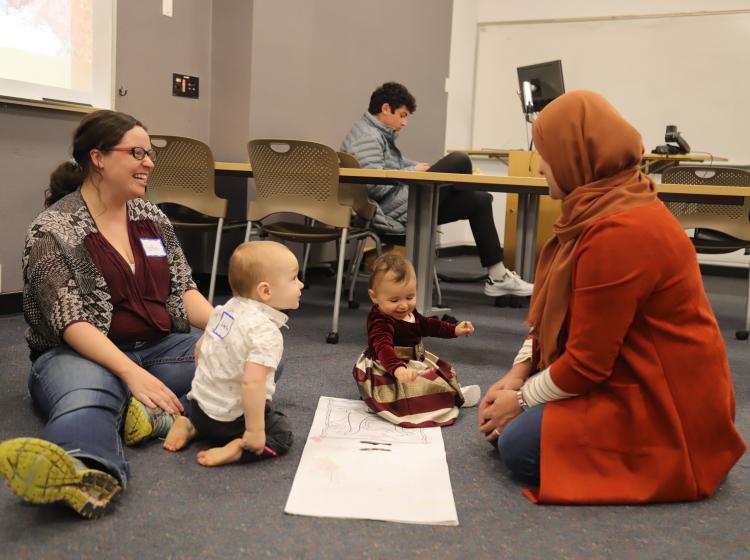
left=512, top=337, right=533, bottom=366
left=521, top=366, right=578, bottom=407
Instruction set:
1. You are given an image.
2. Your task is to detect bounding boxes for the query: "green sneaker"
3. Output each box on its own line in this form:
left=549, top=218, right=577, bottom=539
left=123, top=397, right=177, bottom=446
left=0, top=437, right=121, bottom=519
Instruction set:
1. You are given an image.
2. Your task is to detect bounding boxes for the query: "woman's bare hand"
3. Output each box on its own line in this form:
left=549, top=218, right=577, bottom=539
left=478, top=389, right=522, bottom=442
left=123, top=367, right=183, bottom=414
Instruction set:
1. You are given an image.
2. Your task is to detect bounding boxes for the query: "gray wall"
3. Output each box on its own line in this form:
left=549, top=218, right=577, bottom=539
left=0, top=106, right=83, bottom=294
left=249, top=0, right=453, bottom=163
left=210, top=0, right=254, bottom=162
left=115, top=0, right=213, bottom=140
left=0, top=0, right=453, bottom=294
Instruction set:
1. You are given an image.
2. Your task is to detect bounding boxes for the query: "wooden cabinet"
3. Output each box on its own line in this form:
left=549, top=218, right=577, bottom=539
left=503, top=151, right=561, bottom=269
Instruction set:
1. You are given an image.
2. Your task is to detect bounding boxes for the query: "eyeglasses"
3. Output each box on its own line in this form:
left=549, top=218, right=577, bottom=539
left=109, top=146, right=158, bottom=161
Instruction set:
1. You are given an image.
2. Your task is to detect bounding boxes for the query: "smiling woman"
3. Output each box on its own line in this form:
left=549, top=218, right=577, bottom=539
left=0, top=109, right=214, bottom=519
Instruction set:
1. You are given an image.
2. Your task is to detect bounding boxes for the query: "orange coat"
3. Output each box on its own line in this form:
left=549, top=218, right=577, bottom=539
left=529, top=202, right=746, bottom=504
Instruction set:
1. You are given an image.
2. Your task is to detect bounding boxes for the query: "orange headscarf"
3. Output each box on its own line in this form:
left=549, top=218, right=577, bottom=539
left=528, top=91, right=658, bottom=369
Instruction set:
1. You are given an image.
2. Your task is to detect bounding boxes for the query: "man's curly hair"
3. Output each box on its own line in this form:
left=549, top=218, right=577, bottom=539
left=368, top=82, right=417, bottom=115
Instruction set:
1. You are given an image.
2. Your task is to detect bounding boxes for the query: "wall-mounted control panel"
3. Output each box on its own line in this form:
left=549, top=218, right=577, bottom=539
left=172, top=74, right=199, bottom=98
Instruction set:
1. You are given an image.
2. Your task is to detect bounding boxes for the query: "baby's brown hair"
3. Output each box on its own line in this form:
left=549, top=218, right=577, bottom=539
left=368, top=253, right=415, bottom=290
left=228, top=240, right=289, bottom=298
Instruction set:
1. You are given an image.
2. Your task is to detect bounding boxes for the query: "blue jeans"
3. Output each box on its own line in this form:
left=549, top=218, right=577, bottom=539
left=492, top=404, right=544, bottom=486
left=28, top=332, right=201, bottom=488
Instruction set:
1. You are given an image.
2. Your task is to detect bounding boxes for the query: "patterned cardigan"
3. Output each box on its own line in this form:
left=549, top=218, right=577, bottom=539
left=23, top=189, right=197, bottom=357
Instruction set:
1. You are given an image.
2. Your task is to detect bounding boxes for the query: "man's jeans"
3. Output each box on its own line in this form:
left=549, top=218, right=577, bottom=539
left=28, top=332, right=200, bottom=488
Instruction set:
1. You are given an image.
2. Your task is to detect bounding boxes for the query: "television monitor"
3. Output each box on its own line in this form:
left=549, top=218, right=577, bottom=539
left=517, top=60, right=565, bottom=114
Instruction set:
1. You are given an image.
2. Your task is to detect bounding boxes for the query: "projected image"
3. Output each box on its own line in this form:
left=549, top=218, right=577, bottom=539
left=0, top=0, right=93, bottom=90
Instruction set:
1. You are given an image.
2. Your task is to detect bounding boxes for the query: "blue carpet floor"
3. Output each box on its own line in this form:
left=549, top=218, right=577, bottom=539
left=0, top=257, right=747, bottom=559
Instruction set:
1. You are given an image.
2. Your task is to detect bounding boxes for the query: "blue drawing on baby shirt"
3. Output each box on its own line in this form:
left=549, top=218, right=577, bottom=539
left=211, top=311, right=235, bottom=339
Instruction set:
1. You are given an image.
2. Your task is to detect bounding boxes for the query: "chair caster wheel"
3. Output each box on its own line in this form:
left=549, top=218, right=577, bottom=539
left=348, top=300, right=360, bottom=309
left=326, top=332, right=339, bottom=344
left=496, top=295, right=530, bottom=308
left=736, top=330, right=749, bottom=340
left=509, top=296, right=531, bottom=308
left=494, top=295, right=509, bottom=308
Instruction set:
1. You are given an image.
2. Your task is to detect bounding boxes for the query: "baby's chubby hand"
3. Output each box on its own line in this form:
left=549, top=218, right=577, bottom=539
left=395, top=366, right=420, bottom=383
left=454, top=320, right=475, bottom=337
left=241, top=429, right=266, bottom=455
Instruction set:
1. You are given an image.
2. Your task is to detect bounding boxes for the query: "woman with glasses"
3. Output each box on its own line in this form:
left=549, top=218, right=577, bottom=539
left=0, top=110, right=214, bottom=518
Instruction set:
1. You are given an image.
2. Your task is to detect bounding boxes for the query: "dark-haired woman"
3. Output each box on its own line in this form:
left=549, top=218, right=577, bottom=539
left=478, top=91, right=746, bottom=504
left=0, top=110, right=213, bottom=518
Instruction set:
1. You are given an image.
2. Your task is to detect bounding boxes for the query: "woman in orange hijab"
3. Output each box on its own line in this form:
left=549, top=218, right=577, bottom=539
left=478, top=91, right=746, bottom=504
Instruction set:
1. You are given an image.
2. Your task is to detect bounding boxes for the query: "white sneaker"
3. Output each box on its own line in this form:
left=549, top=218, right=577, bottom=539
left=460, top=385, right=481, bottom=408
left=483, top=271, right=533, bottom=297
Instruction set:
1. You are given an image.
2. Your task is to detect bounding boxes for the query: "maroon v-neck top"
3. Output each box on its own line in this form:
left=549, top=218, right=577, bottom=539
left=85, top=219, right=172, bottom=343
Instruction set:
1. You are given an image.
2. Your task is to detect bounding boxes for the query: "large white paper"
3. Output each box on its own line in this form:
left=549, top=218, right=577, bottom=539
left=284, top=396, right=458, bottom=526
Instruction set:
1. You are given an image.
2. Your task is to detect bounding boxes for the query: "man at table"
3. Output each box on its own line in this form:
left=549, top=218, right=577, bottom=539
left=341, top=81, right=532, bottom=299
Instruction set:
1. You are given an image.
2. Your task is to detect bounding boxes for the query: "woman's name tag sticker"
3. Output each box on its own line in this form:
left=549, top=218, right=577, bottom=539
left=212, top=311, right=235, bottom=339
left=140, top=238, right=167, bottom=257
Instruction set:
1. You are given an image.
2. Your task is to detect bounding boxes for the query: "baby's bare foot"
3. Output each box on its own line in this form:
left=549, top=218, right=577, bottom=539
left=163, top=416, right=196, bottom=451
left=197, top=440, right=244, bottom=467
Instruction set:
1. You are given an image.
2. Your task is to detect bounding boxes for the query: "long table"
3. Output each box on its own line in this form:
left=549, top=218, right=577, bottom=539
left=454, top=149, right=729, bottom=174
left=215, top=162, right=545, bottom=313
left=214, top=161, right=748, bottom=315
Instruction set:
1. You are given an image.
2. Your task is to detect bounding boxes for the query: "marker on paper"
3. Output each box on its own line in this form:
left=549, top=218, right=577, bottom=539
left=359, top=440, right=391, bottom=446
left=359, top=448, right=391, bottom=452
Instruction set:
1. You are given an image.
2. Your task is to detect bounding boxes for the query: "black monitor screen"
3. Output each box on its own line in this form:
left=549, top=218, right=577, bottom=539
left=517, top=60, right=565, bottom=113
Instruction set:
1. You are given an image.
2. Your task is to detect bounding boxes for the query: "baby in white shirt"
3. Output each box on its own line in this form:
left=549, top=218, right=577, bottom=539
left=164, top=240, right=303, bottom=467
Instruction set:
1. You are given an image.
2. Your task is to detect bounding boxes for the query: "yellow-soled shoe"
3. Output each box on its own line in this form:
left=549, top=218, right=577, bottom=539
left=0, top=437, right=120, bottom=519
left=123, top=397, right=177, bottom=446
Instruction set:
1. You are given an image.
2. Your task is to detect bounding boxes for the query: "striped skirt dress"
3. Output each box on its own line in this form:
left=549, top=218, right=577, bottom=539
left=352, top=341, right=465, bottom=427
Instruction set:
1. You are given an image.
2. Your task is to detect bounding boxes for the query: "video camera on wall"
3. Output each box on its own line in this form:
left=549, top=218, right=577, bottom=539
left=653, top=125, right=691, bottom=155
left=517, top=60, right=565, bottom=118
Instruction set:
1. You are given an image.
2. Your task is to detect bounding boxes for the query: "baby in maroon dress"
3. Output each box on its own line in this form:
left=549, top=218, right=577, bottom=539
left=352, top=253, right=480, bottom=427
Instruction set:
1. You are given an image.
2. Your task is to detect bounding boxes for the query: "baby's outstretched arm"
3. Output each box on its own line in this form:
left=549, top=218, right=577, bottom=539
left=454, top=320, right=475, bottom=337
